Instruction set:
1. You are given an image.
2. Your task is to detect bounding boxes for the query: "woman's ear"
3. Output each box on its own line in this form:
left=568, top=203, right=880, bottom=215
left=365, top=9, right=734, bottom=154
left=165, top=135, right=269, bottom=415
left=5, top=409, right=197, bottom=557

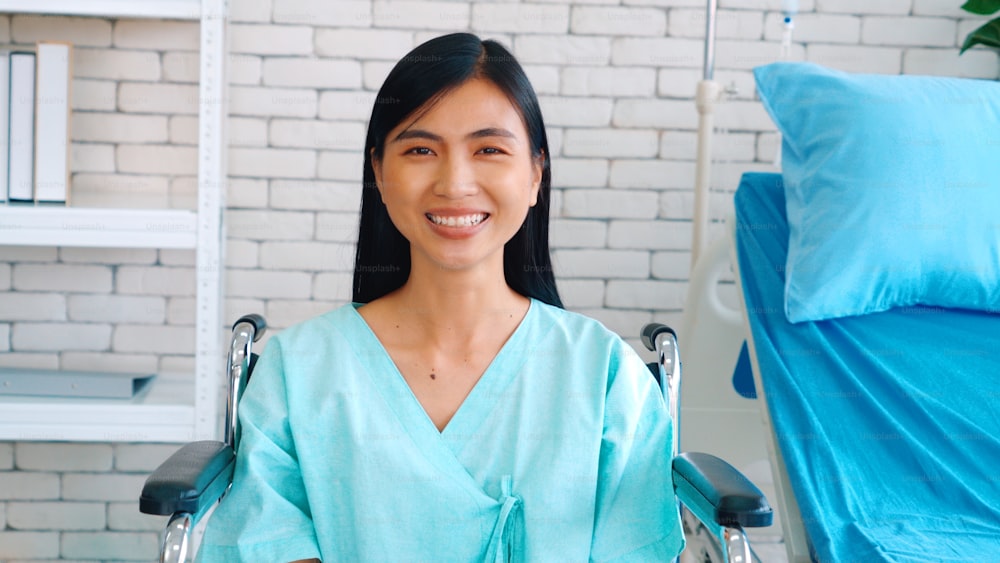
left=370, top=148, right=384, bottom=200
left=529, top=150, right=544, bottom=207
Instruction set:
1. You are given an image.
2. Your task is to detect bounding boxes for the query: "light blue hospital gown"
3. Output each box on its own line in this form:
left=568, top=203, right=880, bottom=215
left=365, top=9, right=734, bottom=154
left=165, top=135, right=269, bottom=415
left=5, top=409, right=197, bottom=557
left=196, top=299, right=685, bottom=562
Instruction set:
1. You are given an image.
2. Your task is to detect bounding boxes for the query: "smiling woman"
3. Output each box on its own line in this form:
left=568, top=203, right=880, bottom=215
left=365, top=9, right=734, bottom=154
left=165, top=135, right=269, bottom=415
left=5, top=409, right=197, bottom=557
left=194, top=33, right=684, bottom=563
left=373, top=78, right=541, bottom=276
left=356, top=33, right=560, bottom=307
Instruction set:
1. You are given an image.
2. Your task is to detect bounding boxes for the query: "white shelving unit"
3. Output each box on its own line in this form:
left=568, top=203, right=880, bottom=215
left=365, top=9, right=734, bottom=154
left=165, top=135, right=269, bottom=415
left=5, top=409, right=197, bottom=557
left=0, top=0, right=203, bottom=21
left=0, top=207, right=198, bottom=248
left=0, top=0, right=228, bottom=443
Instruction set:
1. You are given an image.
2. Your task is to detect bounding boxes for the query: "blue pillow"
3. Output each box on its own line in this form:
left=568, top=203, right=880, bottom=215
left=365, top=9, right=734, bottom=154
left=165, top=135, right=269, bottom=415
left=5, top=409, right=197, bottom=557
left=753, top=62, right=1000, bottom=323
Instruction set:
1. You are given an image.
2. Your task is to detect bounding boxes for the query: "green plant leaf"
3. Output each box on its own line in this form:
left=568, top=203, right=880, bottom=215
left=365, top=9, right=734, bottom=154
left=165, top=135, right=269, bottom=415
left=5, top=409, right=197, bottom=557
left=962, top=0, right=1000, bottom=15
left=960, top=17, right=1000, bottom=52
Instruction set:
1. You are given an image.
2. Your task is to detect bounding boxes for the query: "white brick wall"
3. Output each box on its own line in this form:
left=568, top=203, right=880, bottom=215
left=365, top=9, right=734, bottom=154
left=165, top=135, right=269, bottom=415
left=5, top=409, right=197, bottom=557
left=270, top=180, right=363, bottom=212
left=563, top=128, right=659, bottom=157
left=1, top=2, right=997, bottom=560
left=70, top=145, right=116, bottom=174
left=562, top=66, right=656, bottom=97
left=262, top=58, right=363, bottom=89
left=62, top=352, right=159, bottom=374
left=230, top=147, right=318, bottom=178
left=115, top=266, right=196, bottom=296
left=73, top=113, right=169, bottom=143
left=71, top=78, right=116, bottom=111
left=550, top=219, right=608, bottom=248
left=12, top=323, right=113, bottom=352
left=11, top=15, right=112, bottom=46
left=374, top=1, right=471, bottom=30
left=815, top=0, right=910, bottom=16
left=113, top=20, right=198, bottom=50
left=117, top=82, right=200, bottom=115
left=539, top=96, right=614, bottom=127
left=12, top=265, right=112, bottom=293
left=515, top=34, right=611, bottom=65
left=862, top=16, right=957, bottom=47
left=0, top=294, right=66, bottom=321
left=74, top=48, right=162, bottom=81
left=273, top=0, right=372, bottom=27
left=563, top=189, right=659, bottom=219
left=571, top=6, right=667, bottom=36
left=472, top=4, right=570, bottom=34
left=232, top=26, right=313, bottom=58
left=670, top=9, right=764, bottom=40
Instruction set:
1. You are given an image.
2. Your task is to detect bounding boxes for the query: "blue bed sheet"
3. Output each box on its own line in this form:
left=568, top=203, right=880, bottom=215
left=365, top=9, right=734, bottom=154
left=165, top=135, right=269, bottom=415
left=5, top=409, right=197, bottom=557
left=734, top=172, right=1000, bottom=562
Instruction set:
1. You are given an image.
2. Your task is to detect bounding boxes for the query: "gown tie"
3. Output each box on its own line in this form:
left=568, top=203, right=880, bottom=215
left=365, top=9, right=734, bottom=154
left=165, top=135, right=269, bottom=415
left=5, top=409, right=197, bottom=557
left=486, top=475, right=523, bottom=563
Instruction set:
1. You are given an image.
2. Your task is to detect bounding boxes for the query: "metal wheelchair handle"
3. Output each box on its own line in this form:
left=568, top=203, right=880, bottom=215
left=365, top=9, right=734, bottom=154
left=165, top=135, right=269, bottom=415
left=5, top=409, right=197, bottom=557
left=641, top=322, right=676, bottom=351
left=641, top=322, right=681, bottom=454
left=225, top=314, right=267, bottom=450
left=233, top=313, right=267, bottom=342
left=641, top=323, right=679, bottom=379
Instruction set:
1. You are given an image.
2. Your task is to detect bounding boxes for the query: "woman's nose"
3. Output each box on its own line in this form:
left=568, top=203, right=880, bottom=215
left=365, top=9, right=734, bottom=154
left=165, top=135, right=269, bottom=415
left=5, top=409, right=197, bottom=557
left=433, top=154, right=478, bottom=198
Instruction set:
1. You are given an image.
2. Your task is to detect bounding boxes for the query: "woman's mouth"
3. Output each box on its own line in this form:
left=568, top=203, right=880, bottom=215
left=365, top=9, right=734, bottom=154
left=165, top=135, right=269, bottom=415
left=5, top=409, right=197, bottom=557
left=426, top=213, right=489, bottom=227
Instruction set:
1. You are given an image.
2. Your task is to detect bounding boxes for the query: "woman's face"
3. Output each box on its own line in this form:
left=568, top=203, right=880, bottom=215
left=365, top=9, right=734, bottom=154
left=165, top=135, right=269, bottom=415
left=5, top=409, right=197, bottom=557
left=372, top=78, right=542, bottom=275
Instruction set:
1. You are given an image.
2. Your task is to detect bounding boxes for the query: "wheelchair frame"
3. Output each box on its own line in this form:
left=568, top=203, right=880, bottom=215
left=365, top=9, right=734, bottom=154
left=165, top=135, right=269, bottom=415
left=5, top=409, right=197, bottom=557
left=141, top=316, right=771, bottom=563
left=140, top=314, right=265, bottom=563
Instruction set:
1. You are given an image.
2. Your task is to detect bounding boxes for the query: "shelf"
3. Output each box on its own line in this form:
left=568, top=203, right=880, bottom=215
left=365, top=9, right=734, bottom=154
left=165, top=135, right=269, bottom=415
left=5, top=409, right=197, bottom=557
left=0, top=374, right=197, bottom=442
left=0, top=0, right=227, bottom=443
left=0, top=0, right=201, bottom=20
left=0, top=206, right=197, bottom=248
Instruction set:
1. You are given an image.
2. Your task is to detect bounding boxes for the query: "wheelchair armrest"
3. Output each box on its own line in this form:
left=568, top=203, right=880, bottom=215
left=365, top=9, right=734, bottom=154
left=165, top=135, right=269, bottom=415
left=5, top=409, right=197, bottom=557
left=140, top=440, right=235, bottom=517
left=673, top=451, right=773, bottom=529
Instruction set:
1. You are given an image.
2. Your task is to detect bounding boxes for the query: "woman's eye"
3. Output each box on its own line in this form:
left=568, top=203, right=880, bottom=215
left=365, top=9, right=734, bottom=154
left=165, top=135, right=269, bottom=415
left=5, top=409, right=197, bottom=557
left=478, top=147, right=503, bottom=155
left=406, top=147, right=433, bottom=156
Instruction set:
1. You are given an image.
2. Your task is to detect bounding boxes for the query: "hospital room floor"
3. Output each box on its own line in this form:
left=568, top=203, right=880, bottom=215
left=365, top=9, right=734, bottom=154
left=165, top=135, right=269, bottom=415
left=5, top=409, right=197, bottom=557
left=681, top=526, right=787, bottom=562
left=747, top=527, right=788, bottom=563
left=752, top=538, right=788, bottom=562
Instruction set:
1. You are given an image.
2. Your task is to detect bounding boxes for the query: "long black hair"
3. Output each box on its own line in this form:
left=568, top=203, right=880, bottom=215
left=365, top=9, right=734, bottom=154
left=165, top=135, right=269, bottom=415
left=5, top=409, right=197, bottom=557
left=353, top=32, right=562, bottom=308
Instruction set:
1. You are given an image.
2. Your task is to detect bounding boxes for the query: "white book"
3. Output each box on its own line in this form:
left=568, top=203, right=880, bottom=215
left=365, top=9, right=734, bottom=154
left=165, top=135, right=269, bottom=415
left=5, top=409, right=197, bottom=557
left=0, top=52, right=9, bottom=203
left=34, top=41, right=72, bottom=204
left=7, top=50, right=35, bottom=202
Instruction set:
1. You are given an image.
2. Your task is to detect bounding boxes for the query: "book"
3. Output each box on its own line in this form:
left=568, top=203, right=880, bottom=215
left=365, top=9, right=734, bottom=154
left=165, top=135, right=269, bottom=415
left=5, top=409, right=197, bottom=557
left=7, top=50, right=35, bottom=202
left=0, top=52, right=8, bottom=203
left=34, top=41, right=72, bottom=204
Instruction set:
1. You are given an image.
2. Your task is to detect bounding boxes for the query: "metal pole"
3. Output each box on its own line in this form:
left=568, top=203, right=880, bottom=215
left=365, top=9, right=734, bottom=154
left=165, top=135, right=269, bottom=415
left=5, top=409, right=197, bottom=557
left=692, top=0, right=720, bottom=269
left=703, top=0, right=718, bottom=81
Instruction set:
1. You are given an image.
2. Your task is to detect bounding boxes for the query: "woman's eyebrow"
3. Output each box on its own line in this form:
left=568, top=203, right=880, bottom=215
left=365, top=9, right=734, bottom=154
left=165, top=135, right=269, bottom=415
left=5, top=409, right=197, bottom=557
left=391, top=127, right=519, bottom=143
left=467, top=127, right=518, bottom=142
left=392, top=129, right=441, bottom=143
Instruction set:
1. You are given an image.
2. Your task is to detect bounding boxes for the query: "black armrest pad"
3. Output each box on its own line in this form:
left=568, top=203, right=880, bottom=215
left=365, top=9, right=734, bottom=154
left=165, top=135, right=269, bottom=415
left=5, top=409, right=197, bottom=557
left=673, top=451, right=773, bottom=528
left=646, top=362, right=661, bottom=386
left=140, top=440, right=235, bottom=516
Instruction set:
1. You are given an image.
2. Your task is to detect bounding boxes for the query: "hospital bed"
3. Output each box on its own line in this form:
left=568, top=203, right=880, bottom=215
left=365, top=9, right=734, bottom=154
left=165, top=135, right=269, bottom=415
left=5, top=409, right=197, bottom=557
left=730, top=171, right=1000, bottom=561
left=139, top=315, right=773, bottom=562
left=713, top=61, right=1000, bottom=561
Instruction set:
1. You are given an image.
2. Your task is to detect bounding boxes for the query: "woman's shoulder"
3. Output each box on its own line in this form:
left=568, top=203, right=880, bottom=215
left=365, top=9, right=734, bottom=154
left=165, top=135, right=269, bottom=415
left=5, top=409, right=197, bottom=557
left=531, top=299, right=624, bottom=344
left=529, top=300, right=646, bottom=371
left=267, top=302, right=364, bottom=350
left=529, top=300, right=653, bottom=388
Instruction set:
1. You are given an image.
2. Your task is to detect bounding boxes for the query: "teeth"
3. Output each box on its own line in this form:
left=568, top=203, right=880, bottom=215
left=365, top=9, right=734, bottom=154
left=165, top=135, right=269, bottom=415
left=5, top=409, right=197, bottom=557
left=428, top=213, right=487, bottom=227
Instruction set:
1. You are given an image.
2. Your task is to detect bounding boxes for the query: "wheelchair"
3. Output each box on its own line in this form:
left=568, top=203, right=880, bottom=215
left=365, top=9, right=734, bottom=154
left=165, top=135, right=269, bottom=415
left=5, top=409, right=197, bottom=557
left=140, top=315, right=773, bottom=563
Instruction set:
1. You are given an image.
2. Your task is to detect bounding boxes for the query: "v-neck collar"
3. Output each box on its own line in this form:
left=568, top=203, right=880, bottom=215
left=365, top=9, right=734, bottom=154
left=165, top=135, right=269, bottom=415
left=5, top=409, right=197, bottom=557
left=347, top=298, right=537, bottom=447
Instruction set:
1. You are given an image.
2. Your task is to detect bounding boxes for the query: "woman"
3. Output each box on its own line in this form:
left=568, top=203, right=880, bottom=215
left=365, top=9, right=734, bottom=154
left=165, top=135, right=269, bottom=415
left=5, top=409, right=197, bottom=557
left=197, top=33, right=684, bottom=562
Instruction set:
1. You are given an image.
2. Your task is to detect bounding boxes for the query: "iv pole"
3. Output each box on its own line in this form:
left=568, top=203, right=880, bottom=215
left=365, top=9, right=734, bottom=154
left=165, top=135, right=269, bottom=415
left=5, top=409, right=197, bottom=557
left=690, top=0, right=796, bottom=268
left=690, top=0, right=720, bottom=269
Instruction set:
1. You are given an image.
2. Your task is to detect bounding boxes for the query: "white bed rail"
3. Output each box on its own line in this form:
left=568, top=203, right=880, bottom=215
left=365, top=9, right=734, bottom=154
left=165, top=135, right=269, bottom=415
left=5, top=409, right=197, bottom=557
left=728, top=219, right=812, bottom=563
left=679, top=232, right=781, bottom=547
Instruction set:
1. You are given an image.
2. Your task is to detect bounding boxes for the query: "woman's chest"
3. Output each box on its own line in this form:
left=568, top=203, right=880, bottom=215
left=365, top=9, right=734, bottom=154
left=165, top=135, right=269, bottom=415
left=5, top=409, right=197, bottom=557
left=389, top=347, right=495, bottom=432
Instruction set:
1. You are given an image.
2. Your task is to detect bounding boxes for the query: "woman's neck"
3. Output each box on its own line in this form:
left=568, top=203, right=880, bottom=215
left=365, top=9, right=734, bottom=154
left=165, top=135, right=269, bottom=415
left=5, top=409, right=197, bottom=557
left=387, top=262, right=529, bottom=348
